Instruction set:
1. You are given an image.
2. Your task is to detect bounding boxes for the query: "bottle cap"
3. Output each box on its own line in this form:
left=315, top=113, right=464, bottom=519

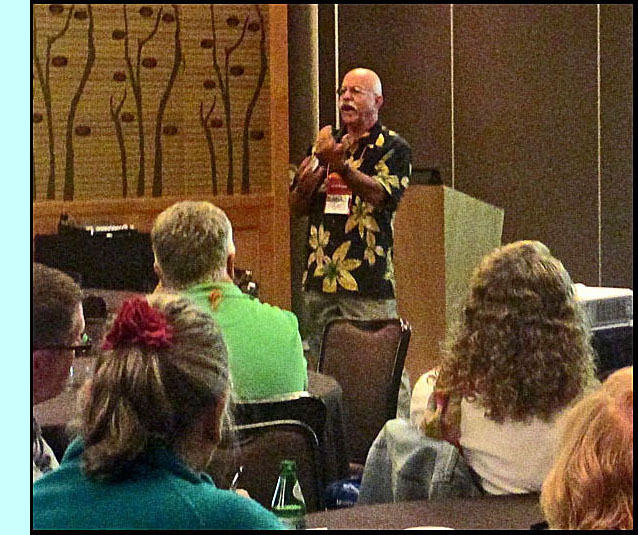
left=280, top=459, right=297, bottom=471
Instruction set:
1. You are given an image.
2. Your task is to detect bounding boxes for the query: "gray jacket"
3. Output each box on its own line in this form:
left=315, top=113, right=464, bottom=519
left=358, top=418, right=484, bottom=504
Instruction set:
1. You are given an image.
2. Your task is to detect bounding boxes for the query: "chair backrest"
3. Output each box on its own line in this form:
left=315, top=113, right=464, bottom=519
left=207, top=420, right=325, bottom=512
left=319, top=318, right=411, bottom=465
left=233, top=392, right=327, bottom=447
left=82, top=295, right=108, bottom=318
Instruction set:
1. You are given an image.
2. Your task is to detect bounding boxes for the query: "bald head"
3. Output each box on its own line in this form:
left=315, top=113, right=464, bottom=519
left=339, top=68, right=384, bottom=134
left=343, top=68, right=383, bottom=97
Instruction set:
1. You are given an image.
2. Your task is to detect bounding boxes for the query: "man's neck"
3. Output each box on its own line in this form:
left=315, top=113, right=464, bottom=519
left=162, top=272, right=233, bottom=292
left=345, top=118, right=378, bottom=141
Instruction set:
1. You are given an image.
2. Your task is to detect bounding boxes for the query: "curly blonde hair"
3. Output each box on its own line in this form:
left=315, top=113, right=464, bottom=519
left=541, top=366, right=633, bottom=530
left=437, top=240, right=597, bottom=423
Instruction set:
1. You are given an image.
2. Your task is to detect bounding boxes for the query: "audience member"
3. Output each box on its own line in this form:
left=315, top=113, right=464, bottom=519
left=33, top=295, right=284, bottom=530
left=32, top=263, right=85, bottom=482
left=541, top=366, right=633, bottom=530
left=410, top=241, right=598, bottom=494
left=151, top=201, right=307, bottom=400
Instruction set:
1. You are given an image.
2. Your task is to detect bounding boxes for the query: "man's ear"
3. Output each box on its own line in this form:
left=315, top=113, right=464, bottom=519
left=226, top=252, right=235, bottom=282
left=375, top=94, right=384, bottom=110
left=153, top=261, right=162, bottom=280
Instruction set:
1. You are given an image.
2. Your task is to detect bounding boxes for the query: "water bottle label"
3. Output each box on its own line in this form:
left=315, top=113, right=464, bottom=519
left=292, top=481, right=305, bottom=504
left=279, top=516, right=307, bottom=530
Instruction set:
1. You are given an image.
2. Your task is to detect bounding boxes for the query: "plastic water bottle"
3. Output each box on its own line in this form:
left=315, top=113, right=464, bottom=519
left=271, top=459, right=307, bottom=530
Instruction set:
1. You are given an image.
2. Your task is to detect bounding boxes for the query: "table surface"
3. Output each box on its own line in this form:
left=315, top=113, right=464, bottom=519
left=307, top=494, right=544, bottom=530
left=34, top=364, right=350, bottom=483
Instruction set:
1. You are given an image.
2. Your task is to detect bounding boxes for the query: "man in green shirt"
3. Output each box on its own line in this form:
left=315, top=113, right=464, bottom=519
left=151, top=201, right=308, bottom=400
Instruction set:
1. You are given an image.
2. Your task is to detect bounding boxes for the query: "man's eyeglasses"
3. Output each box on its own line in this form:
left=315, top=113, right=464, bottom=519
left=34, top=333, right=92, bottom=356
left=336, top=85, right=374, bottom=98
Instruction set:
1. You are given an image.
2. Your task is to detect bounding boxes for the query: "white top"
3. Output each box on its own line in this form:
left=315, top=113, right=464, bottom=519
left=410, top=370, right=560, bottom=495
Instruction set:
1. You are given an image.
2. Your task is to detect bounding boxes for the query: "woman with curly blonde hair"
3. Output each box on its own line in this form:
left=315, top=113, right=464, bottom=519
left=541, top=366, right=633, bottom=530
left=410, top=240, right=598, bottom=495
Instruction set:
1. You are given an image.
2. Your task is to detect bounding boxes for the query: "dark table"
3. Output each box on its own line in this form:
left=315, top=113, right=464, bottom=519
left=34, top=365, right=349, bottom=485
left=306, top=493, right=544, bottom=530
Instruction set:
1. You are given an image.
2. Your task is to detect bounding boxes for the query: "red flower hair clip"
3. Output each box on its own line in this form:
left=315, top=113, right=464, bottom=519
left=102, top=298, right=174, bottom=351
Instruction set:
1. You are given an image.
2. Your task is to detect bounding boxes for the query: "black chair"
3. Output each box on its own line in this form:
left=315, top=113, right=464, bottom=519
left=207, top=420, right=325, bottom=512
left=233, top=392, right=327, bottom=447
left=319, top=318, right=411, bottom=466
left=232, top=393, right=329, bottom=484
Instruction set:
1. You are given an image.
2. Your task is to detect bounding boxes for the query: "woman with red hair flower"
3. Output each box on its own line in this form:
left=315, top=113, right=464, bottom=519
left=33, top=295, right=284, bottom=530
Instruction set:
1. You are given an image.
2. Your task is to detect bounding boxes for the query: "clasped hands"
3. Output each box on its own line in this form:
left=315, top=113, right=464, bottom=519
left=295, top=126, right=354, bottom=193
left=314, top=125, right=353, bottom=175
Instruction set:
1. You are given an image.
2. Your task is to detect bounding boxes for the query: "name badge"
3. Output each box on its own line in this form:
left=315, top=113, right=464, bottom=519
left=324, top=172, right=352, bottom=215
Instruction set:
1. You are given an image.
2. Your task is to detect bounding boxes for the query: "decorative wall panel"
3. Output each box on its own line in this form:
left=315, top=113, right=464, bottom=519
left=33, top=4, right=292, bottom=308
left=33, top=4, right=271, bottom=200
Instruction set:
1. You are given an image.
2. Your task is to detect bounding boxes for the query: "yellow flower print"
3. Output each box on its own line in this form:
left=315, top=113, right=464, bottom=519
left=374, top=151, right=401, bottom=194
left=388, top=129, right=397, bottom=137
left=346, top=154, right=363, bottom=171
left=314, top=241, right=361, bottom=293
left=401, top=176, right=410, bottom=188
left=308, top=224, right=330, bottom=268
left=364, top=230, right=385, bottom=265
left=345, top=197, right=380, bottom=238
left=384, top=247, right=396, bottom=290
left=375, top=133, right=385, bottom=147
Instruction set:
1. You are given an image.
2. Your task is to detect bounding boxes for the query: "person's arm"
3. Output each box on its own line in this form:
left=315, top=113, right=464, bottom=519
left=333, top=161, right=387, bottom=208
left=315, top=133, right=387, bottom=208
left=289, top=155, right=326, bottom=217
left=316, top=132, right=411, bottom=210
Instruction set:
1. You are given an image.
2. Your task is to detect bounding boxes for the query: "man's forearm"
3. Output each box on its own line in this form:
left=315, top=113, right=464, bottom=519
left=290, top=172, right=324, bottom=216
left=337, top=164, right=387, bottom=208
left=289, top=183, right=313, bottom=216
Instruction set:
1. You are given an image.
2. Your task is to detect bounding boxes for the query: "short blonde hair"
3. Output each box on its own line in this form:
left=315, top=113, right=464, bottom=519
left=151, top=201, right=234, bottom=290
left=82, top=294, right=230, bottom=480
left=541, top=366, right=633, bottom=530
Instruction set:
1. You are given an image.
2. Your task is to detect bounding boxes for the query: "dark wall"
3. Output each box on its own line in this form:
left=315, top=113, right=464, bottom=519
left=333, top=4, right=632, bottom=288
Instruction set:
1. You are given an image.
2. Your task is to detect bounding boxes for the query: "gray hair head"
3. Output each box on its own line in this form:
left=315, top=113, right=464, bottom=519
left=151, top=201, right=235, bottom=290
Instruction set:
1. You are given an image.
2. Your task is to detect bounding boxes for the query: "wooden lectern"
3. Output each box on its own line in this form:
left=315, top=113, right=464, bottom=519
left=394, top=185, right=504, bottom=384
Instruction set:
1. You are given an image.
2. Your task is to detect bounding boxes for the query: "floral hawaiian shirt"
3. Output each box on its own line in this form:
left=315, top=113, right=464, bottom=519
left=301, top=121, right=411, bottom=299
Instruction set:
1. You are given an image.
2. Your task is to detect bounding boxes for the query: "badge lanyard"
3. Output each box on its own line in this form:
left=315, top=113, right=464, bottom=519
left=323, top=146, right=367, bottom=215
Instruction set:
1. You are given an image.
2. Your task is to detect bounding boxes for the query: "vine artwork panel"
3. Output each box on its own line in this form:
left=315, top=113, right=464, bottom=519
left=32, top=4, right=271, bottom=201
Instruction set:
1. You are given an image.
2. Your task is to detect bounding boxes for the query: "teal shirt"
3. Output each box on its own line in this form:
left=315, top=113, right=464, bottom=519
left=183, top=282, right=308, bottom=400
left=33, top=437, right=285, bottom=530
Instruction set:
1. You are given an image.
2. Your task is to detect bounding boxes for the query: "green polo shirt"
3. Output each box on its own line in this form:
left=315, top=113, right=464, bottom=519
left=183, top=281, right=308, bottom=400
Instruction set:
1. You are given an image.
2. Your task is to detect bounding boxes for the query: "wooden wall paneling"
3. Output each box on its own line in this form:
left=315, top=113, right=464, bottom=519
left=337, top=4, right=451, bottom=177
left=453, top=4, right=599, bottom=285
left=267, top=4, right=291, bottom=308
left=33, top=5, right=292, bottom=309
left=600, top=4, right=633, bottom=288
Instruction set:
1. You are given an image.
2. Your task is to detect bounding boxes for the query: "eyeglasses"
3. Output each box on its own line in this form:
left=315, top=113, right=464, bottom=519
left=336, top=85, right=375, bottom=98
left=34, top=333, right=92, bottom=356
